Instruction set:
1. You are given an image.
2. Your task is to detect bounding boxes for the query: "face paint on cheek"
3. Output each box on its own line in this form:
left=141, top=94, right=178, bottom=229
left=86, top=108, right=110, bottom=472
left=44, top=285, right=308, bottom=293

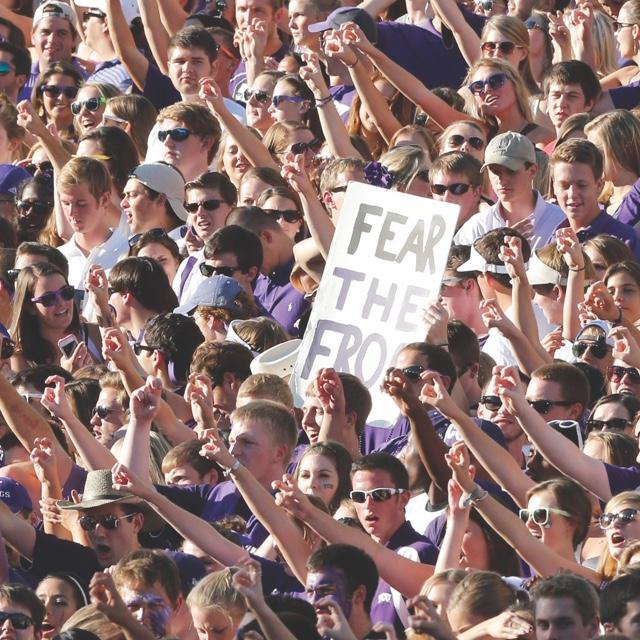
left=306, top=568, right=353, bottom=619
left=124, top=594, right=172, bottom=638
left=321, top=483, right=334, bottom=489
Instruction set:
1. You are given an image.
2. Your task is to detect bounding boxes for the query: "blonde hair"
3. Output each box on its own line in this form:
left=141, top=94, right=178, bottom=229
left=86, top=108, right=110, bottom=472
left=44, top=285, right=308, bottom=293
left=464, top=58, right=533, bottom=125
left=420, top=568, right=466, bottom=597
left=110, top=431, right=170, bottom=485
left=388, top=125, right=437, bottom=159
left=187, top=569, right=247, bottom=624
left=585, top=110, right=640, bottom=178
left=237, top=373, right=294, bottom=409
left=57, top=156, right=111, bottom=201
left=232, top=317, right=290, bottom=353
left=379, top=145, right=431, bottom=191
left=617, top=541, right=640, bottom=574
left=262, top=120, right=311, bottom=159
left=481, top=15, right=538, bottom=94
left=592, top=10, right=617, bottom=76
left=536, top=243, right=595, bottom=281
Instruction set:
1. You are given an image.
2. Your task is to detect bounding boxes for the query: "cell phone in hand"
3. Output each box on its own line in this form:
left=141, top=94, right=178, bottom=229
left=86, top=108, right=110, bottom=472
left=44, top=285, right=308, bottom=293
left=58, top=334, right=78, bottom=358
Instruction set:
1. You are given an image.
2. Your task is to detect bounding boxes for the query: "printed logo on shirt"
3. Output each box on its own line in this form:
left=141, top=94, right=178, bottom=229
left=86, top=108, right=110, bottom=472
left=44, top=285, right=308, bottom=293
left=377, top=593, right=392, bottom=604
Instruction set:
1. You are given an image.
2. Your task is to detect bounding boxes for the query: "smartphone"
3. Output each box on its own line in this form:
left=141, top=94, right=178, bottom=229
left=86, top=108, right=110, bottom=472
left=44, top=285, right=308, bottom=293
left=58, top=334, right=79, bottom=359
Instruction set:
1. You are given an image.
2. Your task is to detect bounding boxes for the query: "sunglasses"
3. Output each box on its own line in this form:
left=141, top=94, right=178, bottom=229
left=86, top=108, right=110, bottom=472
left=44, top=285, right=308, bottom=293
left=16, top=199, right=52, bottom=216
left=586, top=417, right=631, bottom=432
left=31, top=284, right=75, bottom=307
left=92, top=405, right=122, bottom=420
left=0, top=613, right=33, bottom=630
left=6, top=268, right=19, bottom=284
left=272, top=95, right=307, bottom=108
left=262, top=208, right=303, bottom=223
left=102, top=113, right=128, bottom=126
left=78, top=514, right=133, bottom=532
left=599, top=508, right=639, bottom=529
left=243, top=88, right=271, bottom=104
left=518, top=506, right=572, bottom=527
left=614, top=20, right=635, bottom=32
left=0, top=335, right=15, bottom=360
left=158, top=127, right=191, bottom=142
left=20, top=160, right=53, bottom=176
left=133, top=342, right=160, bottom=356
left=479, top=394, right=502, bottom=411
left=527, top=399, right=576, bottom=415
left=607, top=365, right=640, bottom=383
left=290, top=139, right=322, bottom=155
left=199, top=264, right=237, bottom=278
left=349, top=487, right=406, bottom=503
left=41, top=84, right=79, bottom=99
left=71, top=95, right=106, bottom=115
left=431, top=183, right=471, bottom=196
left=446, top=134, right=485, bottom=150
left=468, top=72, right=508, bottom=95
left=401, top=365, right=426, bottom=380
left=572, top=339, right=609, bottom=359
left=0, top=61, right=14, bottom=76
left=82, top=9, right=106, bottom=20
left=184, top=199, right=224, bottom=213
left=481, top=41, right=518, bottom=55
left=127, top=227, right=171, bottom=248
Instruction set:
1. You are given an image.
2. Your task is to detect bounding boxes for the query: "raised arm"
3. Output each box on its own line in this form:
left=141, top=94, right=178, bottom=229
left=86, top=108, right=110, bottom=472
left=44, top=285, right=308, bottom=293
left=496, top=365, right=611, bottom=500
left=275, top=478, right=434, bottom=597
left=137, top=0, right=171, bottom=76
left=556, top=228, right=585, bottom=341
left=447, top=441, right=600, bottom=585
left=343, top=23, right=469, bottom=130
left=434, top=480, right=471, bottom=573
left=0, top=499, right=36, bottom=560
left=200, top=431, right=312, bottom=585
left=418, top=371, right=535, bottom=507
left=104, top=0, right=150, bottom=90
left=429, top=0, right=482, bottom=66
left=154, top=0, right=187, bottom=38
left=113, top=462, right=248, bottom=566
left=199, top=76, right=279, bottom=170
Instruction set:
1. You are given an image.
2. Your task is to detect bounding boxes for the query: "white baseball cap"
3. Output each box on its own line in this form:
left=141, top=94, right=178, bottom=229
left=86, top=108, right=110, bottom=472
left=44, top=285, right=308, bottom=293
left=129, top=162, right=189, bottom=222
left=74, top=0, right=140, bottom=25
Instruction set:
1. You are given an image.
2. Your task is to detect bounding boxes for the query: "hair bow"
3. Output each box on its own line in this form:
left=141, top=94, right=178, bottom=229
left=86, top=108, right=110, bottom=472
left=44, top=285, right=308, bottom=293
left=363, top=161, right=394, bottom=189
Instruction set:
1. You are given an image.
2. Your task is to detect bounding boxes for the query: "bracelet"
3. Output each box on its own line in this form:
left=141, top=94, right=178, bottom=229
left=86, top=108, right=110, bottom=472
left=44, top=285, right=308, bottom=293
left=345, top=57, right=359, bottom=68
left=568, top=266, right=585, bottom=272
left=315, top=94, right=331, bottom=105
left=223, top=459, right=242, bottom=478
left=461, top=485, right=488, bottom=508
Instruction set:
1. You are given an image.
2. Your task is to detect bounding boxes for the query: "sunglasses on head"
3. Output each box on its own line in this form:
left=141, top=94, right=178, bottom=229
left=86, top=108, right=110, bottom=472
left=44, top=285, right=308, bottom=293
left=41, top=84, right=79, bottom=99
left=518, top=506, right=572, bottom=528
left=184, top=199, right=224, bottom=213
left=158, top=127, right=191, bottom=142
left=572, top=339, right=609, bottom=359
left=272, top=94, right=307, bottom=108
left=199, top=263, right=236, bottom=278
left=82, top=8, right=106, bottom=20
left=71, top=95, right=106, bottom=115
left=262, top=208, right=303, bottom=223
left=599, top=508, right=639, bottom=529
left=349, top=487, right=406, bottom=503
left=607, top=365, right=640, bottom=383
left=127, top=227, right=170, bottom=248
left=586, top=417, right=631, bottom=432
left=0, top=61, right=13, bottom=76
left=243, top=88, right=270, bottom=104
left=290, top=139, right=321, bottom=155
left=479, top=394, right=502, bottom=411
left=447, top=134, right=485, bottom=150
left=401, top=365, right=426, bottom=380
left=78, top=514, right=132, bottom=532
left=30, top=284, right=75, bottom=307
left=481, top=41, right=517, bottom=55
left=431, top=183, right=471, bottom=196
left=0, top=613, right=33, bottom=630
left=527, top=399, right=576, bottom=415
left=468, top=72, right=508, bottom=95
left=0, top=335, right=15, bottom=360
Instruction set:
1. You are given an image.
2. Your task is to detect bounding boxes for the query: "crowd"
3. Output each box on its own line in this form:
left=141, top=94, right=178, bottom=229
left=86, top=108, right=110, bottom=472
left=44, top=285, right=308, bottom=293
left=0, top=0, right=640, bottom=638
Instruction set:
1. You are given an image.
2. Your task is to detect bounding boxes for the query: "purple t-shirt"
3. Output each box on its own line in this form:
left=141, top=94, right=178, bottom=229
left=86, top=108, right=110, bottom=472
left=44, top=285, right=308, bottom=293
left=253, top=259, right=308, bottom=337
left=604, top=462, right=640, bottom=495
left=62, top=464, right=87, bottom=500
left=141, top=62, right=181, bottom=110
left=254, top=554, right=304, bottom=595
left=156, top=481, right=269, bottom=548
left=556, top=210, right=640, bottom=260
left=609, top=82, right=640, bottom=110
left=370, top=521, right=439, bottom=637
left=614, top=176, right=640, bottom=227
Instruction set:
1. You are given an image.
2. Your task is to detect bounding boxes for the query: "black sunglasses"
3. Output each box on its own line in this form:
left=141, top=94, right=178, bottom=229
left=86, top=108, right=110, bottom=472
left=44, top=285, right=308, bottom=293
left=78, top=514, right=132, bottom=532
left=573, top=339, right=609, bottom=359
left=30, top=284, right=75, bottom=307
left=401, top=365, right=426, bottom=380
left=527, top=399, right=577, bottom=415
left=607, top=365, right=640, bottom=383
left=6, top=268, right=19, bottom=283
left=41, top=84, right=79, bottom=99
left=586, top=417, right=631, bottom=432
left=468, top=72, right=508, bottom=95
left=16, top=199, right=52, bottom=216
left=199, top=264, right=236, bottom=278
left=262, top=208, right=303, bottom=223
left=446, top=134, right=485, bottom=150
left=184, top=199, right=224, bottom=213
left=431, top=183, right=471, bottom=196
left=290, top=139, right=321, bottom=155
left=71, top=95, right=105, bottom=115
left=21, top=160, right=53, bottom=176
left=481, top=41, right=517, bottom=54
left=92, top=405, right=121, bottom=420
left=479, top=394, right=502, bottom=411
left=243, top=88, right=270, bottom=104
left=0, top=613, right=33, bottom=630
left=127, top=227, right=171, bottom=248
left=133, top=342, right=159, bottom=355
left=600, top=508, right=639, bottom=529
left=158, top=127, right=191, bottom=142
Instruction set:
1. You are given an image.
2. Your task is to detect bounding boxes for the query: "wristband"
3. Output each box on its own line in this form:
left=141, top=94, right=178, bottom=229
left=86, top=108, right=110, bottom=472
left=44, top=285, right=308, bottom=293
left=568, top=266, right=585, bottom=272
left=223, top=459, right=242, bottom=478
left=461, top=485, right=488, bottom=508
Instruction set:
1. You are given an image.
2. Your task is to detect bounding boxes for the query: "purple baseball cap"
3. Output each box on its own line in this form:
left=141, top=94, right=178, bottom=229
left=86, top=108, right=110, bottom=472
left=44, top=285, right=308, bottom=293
left=0, top=165, right=31, bottom=197
left=0, top=477, right=32, bottom=513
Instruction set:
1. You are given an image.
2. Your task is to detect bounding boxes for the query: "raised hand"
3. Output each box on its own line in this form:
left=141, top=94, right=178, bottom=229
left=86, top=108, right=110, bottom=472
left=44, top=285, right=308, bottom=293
left=483, top=611, right=534, bottom=639
left=422, top=300, right=449, bottom=346
left=273, top=474, right=315, bottom=520
left=444, top=441, right=475, bottom=494
left=281, top=152, right=315, bottom=196
left=198, top=77, right=225, bottom=110
left=407, top=596, right=456, bottom=640
left=547, top=10, right=570, bottom=51
left=90, top=571, right=135, bottom=628
left=340, top=21, right=376, bottom=56
left=40, top=375, right=74, bottom=421
left=611, top=326, right=640, bottom=369
left=101, top=327, right=137, bottom=371
left=60, top=340, right=93, bottom=374
left=555, top=227, right=584, bottom=271
left=480, top=299, right=516, bottom=337
left=299, top=51, right=328, bottom=96
left=30, top=437, right=56, bottom=484
left=199, top=427, right=236, bottom=469
left=16, top=100, right=48, bottom=137
left=314, top=368, right=346, bottom=417
left=85, top=265, right=112, bottom=320
left=492, top=365, right=527, bottom=412
left=316, top=598, right=358, bottom=640
left=418, top=371, right=458, bottom=417
left=111, top=462, right=156, bottom=501
left=231, top=558, right=264, bottom=608
left=499, top=235, right=527, bottom=282
left=381, top=367, right=422, bottom=416
left=323, top=28, right=359, bottom=66
left=583, top=281, right=620, bottom=322
left=540, top=328, right=565, bottom=358
left=129, top=376, right=163, bottom=423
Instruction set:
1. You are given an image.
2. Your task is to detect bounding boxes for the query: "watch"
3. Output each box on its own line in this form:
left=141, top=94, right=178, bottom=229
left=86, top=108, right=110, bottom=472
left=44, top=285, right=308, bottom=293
left=223, top=459, right=242, bottom=478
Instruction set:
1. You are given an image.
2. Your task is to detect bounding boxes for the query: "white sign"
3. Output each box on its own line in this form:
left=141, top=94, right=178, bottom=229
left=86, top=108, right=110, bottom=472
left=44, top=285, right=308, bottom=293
left=291, top=183, right=459, bottom=425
